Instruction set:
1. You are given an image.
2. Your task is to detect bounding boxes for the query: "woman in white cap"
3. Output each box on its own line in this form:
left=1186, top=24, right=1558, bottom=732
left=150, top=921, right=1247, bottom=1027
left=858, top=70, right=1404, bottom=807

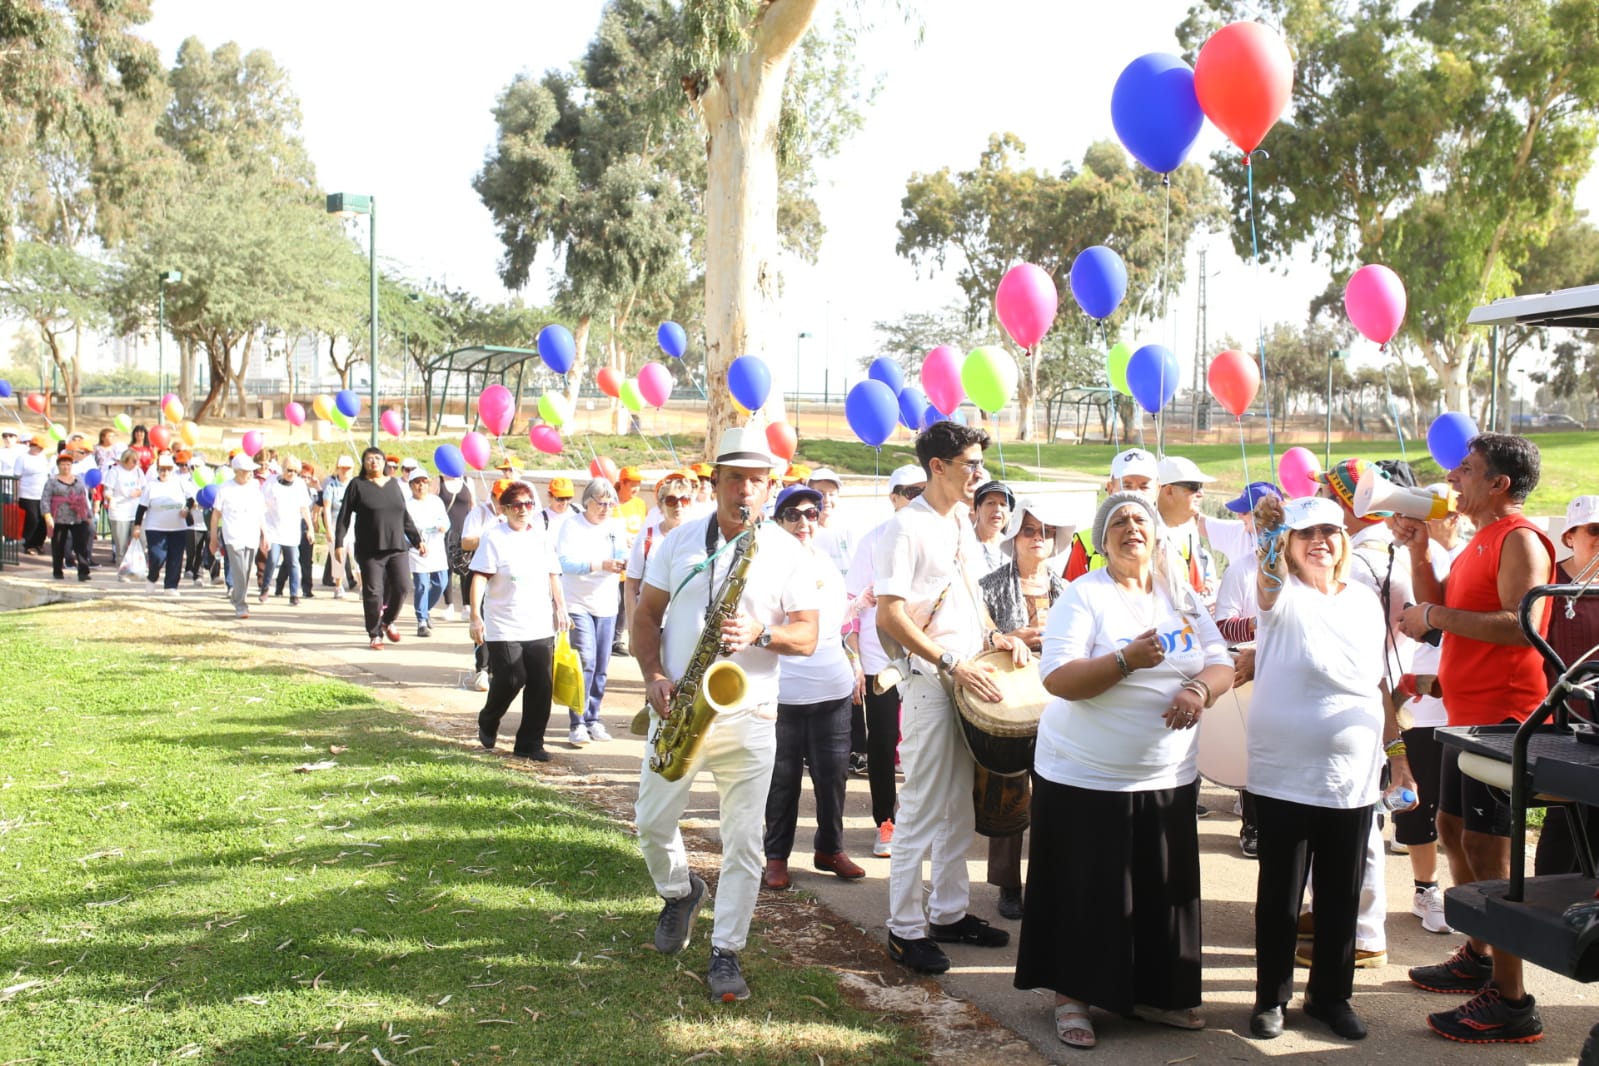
left=555, top=477, right=626, bottom=745
left=406, top=468, right=451, bottom=636
left=1015, top=492, right=1232, bottom=1049
left=971, top=480, right=1013, bottom=577
left=976, top=495, right=1071, bottom=919
left=1247, top=494, right=1386, bottom=1042
left=210, top=455, right=268, bottom=619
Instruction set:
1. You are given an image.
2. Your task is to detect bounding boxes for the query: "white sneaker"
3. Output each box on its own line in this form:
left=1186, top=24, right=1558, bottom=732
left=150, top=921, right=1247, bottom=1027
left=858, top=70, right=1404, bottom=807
left=1412, top=885, right=1453, bottom=934
left=587, top=721, right=612, bottom=742
left=568, top=724, right=591, bottom=746
left=145, top=581, right=157, bottom=593
left=333, top=586, right=347, bottom=600
left=471, top=670, right=490, bottom=692
left=165, top=588, right=180, bottom=598
left=440, top=607, right=458, bottom=622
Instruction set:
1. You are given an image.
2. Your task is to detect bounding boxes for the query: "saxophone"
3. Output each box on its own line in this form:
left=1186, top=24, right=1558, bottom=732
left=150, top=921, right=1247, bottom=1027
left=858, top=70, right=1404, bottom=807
left=649, top=508, right=758, bottom=780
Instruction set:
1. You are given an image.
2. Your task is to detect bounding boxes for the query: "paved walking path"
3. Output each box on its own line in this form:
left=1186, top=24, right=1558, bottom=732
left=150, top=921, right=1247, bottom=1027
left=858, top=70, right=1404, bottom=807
left=8, top=552, right=1597, bottom=1063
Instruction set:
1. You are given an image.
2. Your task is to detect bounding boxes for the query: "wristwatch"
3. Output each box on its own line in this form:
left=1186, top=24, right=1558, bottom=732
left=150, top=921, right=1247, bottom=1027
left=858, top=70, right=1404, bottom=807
left=937, top=651, right=957, bottom=675
left=753, top=625, right=773, bottom=649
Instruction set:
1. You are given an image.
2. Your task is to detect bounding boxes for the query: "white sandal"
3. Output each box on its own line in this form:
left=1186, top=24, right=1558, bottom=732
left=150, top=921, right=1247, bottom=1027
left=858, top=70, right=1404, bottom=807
left=1055, top=1000, right=1096, bottom=1049
left=1133, top=1003, right=1206, bottom=1030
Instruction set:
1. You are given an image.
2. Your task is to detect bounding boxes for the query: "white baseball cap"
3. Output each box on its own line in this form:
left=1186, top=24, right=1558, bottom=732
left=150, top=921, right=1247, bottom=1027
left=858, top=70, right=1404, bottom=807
left=808, top=467, right=842, bottom=488
left=1110, top=447, right=1158, bottom=481
left=1283, top=496, right=1344, bottom=530
left=231, top=454, right=259, bottom=472
left=1156, top=455, right=1215, bottom=485
left=400, top=456, right=419, bottom=470
left=888, top=464, right=926, bottom=491
left=335, top=454, right=355, bottom=468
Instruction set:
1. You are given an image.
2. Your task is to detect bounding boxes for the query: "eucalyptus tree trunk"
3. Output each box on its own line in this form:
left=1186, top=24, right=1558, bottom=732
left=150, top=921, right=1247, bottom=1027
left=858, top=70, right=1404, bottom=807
left=696, top=0, right=819, bottom=456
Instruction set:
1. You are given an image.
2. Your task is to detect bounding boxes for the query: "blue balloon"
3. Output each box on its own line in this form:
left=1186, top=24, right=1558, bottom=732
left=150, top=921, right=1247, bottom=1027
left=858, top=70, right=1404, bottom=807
left=1110, top=53, right=1204, bottom=175
left=923, top=402, right=944, bottom=428
left=433, top=443, right=466, bottom=479
left=83, top=467, right=102, bottom=489
left=657, top=321, right=687, bottom=359
left=1070, top=246, right=1128, bottom=320
left=1427, top=412, right=1479, bottom=470
left=195, top=484, right=218, bottom=509
left=335, top=389, right=361, bottom=418
left=846, top=380, right=900, bottom=447
left=898, top=386, right=929, bottom=430
left=0, top=379, right=11, bottom=398
left=1126, top=344, right=1180, bottom=414
left=537, top=324, right=576, bottom=375
left=867, top=357, right=905, bottom=396
left=726, top=355, right=772, bottom=411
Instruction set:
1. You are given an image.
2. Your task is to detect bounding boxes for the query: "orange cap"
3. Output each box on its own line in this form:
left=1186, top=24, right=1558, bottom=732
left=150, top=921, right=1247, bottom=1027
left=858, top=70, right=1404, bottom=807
left=492, top=478, right=516, bottom=499
left=617, top=465, right=641, bottom=482
left=547, top=476, right=575, bottom=498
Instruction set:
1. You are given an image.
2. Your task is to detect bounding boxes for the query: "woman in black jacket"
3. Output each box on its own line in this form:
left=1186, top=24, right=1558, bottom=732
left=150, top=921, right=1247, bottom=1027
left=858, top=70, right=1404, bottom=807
left=335, top=447, right=422, bottom=650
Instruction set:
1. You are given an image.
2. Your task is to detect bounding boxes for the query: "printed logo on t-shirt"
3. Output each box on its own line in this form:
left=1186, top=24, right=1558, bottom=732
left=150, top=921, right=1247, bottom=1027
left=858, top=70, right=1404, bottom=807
left=1116, top=623, right=1196, bottom=654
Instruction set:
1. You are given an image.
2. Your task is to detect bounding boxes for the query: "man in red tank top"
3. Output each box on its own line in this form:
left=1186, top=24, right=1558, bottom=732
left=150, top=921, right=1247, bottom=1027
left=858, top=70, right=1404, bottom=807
left=1394, top=433, right=1553, bottom=1044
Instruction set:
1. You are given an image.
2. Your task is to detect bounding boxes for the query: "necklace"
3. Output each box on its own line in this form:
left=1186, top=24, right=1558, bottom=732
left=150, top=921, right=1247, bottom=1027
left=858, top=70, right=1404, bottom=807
left=1108, top=571, right=1157, bottom=632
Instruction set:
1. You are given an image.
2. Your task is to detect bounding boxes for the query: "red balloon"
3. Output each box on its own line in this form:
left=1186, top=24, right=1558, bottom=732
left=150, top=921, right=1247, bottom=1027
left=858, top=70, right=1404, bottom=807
left=596, top=367, right=622, bottom=398
left=1206, top=349, right=1261, bottom=418
left=24, top=392, right=45, bottom=414
left=1193, top=21, right=1294, bottom=155
left=147, top=424, right=172, bottom=450
left=765, top=421, right=797, bottom=461
left=589, top=456, right=619, bottom=484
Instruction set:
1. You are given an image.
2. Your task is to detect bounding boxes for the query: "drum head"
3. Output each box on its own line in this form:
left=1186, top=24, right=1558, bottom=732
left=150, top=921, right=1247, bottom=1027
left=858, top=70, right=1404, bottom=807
left=953, top=647, right=1048, bottom=738
left=1197, top=680, right=1252, bottom=789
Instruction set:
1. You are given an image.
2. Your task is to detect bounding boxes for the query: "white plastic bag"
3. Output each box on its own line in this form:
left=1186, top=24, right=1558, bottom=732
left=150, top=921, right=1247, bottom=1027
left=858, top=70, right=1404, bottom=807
left=119, top=536, right=146, bottom=579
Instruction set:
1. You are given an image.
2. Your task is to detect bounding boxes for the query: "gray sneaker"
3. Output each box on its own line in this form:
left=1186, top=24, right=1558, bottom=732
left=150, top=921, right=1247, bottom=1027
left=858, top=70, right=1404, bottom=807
left=708, top=946, right=750, bottom=1002
left=654, top=873, right=708, bottom=955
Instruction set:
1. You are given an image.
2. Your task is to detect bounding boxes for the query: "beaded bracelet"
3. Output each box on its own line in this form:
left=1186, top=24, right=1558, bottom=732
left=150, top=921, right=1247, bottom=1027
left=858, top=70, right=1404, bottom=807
left=1384, top=739, right=1408, bottom=758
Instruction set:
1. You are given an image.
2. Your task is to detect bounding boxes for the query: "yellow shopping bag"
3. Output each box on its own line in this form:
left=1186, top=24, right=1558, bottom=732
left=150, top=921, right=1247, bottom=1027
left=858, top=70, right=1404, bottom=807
left=552, top=631, right=583, bottom=710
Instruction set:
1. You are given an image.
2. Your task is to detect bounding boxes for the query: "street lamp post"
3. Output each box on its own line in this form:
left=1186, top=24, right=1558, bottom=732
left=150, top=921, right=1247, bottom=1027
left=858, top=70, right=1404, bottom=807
left=794, top=331, right=812, bottom=433
left=157, top=270, right=181, bottom=399
left=1324, top=348, right=1347, bottom=468
left=403, top=292, right=422, bottom=432
left=326, top=193, right=378, bottom=447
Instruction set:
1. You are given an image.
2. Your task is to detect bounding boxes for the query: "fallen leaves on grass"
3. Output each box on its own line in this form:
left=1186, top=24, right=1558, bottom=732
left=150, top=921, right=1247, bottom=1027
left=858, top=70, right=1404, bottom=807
left=293, top=760, right=339, bottom=773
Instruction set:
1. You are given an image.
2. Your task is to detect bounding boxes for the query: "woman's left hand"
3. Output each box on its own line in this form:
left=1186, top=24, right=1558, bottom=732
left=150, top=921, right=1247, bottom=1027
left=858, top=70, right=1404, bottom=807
left=554, top=607, right=571, bottom=633
left=992, top=631, right=1031, bottom=667
left=1162, top=686, right=1205, bottom=730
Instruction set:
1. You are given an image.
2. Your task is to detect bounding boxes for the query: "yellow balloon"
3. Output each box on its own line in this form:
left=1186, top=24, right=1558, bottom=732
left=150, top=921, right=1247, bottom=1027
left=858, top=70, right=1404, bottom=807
left=180, top=420, right=199, bottom=446
left=163, top=399, right=184, bottom=422
left=312, top=394, right=334, bottom=421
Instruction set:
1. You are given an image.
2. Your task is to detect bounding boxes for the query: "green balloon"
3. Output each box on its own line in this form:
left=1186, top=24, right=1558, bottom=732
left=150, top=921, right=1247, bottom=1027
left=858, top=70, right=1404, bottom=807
left=48, top=422, right=66, bottom=441
left=191, top=464, right=211, bottom=488
left=619, top=379, right=644, bottom=414
left=1106, top=342, right=1133, bottom=397
left=329, top=408, right=351, bottom=431
left=113, top=413, right=132, bottom=433
left=537, top=391, right=568, bottom=427
left=960, top=346, right=1018, bottom=413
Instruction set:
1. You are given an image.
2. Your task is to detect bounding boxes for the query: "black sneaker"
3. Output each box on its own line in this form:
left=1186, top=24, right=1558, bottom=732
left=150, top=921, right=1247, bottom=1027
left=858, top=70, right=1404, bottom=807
left=997, top=886, right=1024, bottom=920
left=1240, top=823, right=1259, bottom=859
left=478, top=726, right=496, bottom=751
left=887, top=932, right=950, bottom=974
left=654, top=874, right=708, bottom=955
left=1196, top=803, right=1210, bottom=819
left=708, top=946, right=750, bottom=1002
left=928, top=914, right=1009, bottom=947
left=1427, top=986, right=1543, bottom=1044
left=1304, top=996, right=1367, bottom=1040
left=1409, top=942, right=1493, bottom=993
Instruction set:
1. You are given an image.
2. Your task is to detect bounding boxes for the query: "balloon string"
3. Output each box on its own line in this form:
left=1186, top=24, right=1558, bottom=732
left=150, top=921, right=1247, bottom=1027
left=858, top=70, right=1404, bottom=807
left=1237, top=417, right=1250, bottom=486
left=994, top=425, right=1006, bottom=480
left=1246, top=151, right=1276, bottom=474
left=1031, top=342, right=1043, bottom=473
left=1099, top=321, right=1119, bottom=449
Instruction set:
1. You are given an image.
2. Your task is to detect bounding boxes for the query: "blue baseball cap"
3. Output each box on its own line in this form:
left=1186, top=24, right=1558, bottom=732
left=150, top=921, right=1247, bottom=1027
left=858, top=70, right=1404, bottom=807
left=773, top=485, right=822, bottom=513
left=1225, top=481, right=1283, bottom=514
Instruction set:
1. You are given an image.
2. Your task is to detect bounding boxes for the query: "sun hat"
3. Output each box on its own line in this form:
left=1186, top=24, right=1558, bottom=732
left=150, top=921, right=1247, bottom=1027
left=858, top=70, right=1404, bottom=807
left=1563, top=496, right=1599, bottom=547
left=1002, top=495, right=1076, bottom=557
left=1090, top=492, right=1162, bottom=556
left=1225, top=481, right=1283, bottom=514
left=1155, top=455, right=1215, bottom=485
left=713, top=427, right=778, bottom=471
left=1110, top=447, right=1159, bottom=481
left=888, top=464, right=926, bottom=491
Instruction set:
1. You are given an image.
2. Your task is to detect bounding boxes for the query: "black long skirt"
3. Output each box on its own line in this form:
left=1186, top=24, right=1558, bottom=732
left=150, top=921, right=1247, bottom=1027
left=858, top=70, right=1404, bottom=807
left=1013, top=775, right=1202, bottom=1014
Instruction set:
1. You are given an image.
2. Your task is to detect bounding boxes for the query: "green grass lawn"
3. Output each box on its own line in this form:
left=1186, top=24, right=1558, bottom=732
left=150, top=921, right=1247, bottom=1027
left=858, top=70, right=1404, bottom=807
left=0, top=606, right=918, bottom=1065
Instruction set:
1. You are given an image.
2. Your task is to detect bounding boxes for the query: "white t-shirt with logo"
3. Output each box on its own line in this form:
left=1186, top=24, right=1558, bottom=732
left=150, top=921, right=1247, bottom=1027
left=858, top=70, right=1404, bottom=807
left=1036, top=569, right=1231, bottom=791
left=262, top=478, right=312, bottom=546
left=644, top=515, right=821, bottom=715
left=469, top=520, right=561, bottom=642
left=139, top=476, right=190, bottom=533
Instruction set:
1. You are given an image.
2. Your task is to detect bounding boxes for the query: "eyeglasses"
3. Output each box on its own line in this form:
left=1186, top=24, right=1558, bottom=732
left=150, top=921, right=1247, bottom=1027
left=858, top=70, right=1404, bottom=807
left=943, top=458, right=985, bottom=475
left=591, top=500, right=616, bottom=508
left=779, top=507, right=820, bottom=523
left=1019, top=525, right=1051, bottom=540
left=895, top=485, right=924, bottom=500
left=1293, top=524, right=1342, bottom=541
left=660, top=495, right=691, bottom=507
left=1171, top=481, right=1203, bottom=493
left=504, top=500, right=536, bottom=510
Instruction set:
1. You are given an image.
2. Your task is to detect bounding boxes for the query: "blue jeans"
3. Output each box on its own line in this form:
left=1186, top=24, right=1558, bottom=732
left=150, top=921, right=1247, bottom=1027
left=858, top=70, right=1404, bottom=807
left=261, top=542, right=301, bottom=599
left=566, top=612, right=616, bottom=727
left=412, top=570, right=447, bottom=625
left=146, top=529, right=189, bottom=590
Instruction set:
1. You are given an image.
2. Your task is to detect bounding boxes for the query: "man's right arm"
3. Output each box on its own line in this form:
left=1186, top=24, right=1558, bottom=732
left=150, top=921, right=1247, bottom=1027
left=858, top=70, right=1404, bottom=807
left=631, top=582, right=673, bottom=714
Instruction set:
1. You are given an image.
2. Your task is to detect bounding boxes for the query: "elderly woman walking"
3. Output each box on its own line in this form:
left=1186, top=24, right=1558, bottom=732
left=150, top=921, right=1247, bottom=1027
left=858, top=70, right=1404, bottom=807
left=42, top=451, right=94, bottom=581
left=1014, top=492, right=1233, bottom=1050
left=556, top=478, right=626, bottom=746
left=1248, top=495, right=1388, bottom=1042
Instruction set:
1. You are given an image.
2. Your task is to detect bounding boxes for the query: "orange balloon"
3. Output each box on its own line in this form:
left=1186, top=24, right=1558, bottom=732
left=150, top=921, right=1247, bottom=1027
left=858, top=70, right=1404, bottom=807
left=589, top=456, right=619, bottom=484
left=312, top=394, right=334, bottom=421
left=765, top=421, right=797, bottom=460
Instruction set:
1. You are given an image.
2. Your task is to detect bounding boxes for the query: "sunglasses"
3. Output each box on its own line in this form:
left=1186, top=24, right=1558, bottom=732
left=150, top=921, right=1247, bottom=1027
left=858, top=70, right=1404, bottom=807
left=779, top=507, right=820, bottom=523
left=896, top=485, right=924, bottom=500
left=1571, top=523, right=1599, bottom=538
left=943, top=458, right=984, bottom=475
left=660, top=495, right=691, bottom=507
left=1293, top=524, right=1342, bottom=541
left=504, top=500, right=536, bottom=510
left=1171, top=481, right=1203, bottom=493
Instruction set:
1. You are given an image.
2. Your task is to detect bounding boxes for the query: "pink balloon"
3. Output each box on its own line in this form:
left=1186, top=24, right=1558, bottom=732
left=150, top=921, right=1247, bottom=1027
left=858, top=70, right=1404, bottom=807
left=637, top=362, right=673, bottom=408
left=161, top=392, right=179, bottom=413
left=1343, top=264, right=1407, bottom=346
left=461, top=431, right=491, bottom=471
left=994, top=263, right=1058, bottom=348
left=477, top=384, right=515, bottom=436
left=921, top=345, right=965, bottom=415
left=283, top=401, right=306, bottom=427
left=1277, top=446, right=1322, bottom=499
left=380, top=409, right=403, bottom=437
left=529, top=424, right=563, bottom=455
left=241, top=430, right=264, bottom=456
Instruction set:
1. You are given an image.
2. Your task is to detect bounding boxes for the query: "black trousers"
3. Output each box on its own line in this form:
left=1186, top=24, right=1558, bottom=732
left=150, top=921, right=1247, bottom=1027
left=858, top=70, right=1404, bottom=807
left=1254, top=794, right=1372, bottom=1008
left=22, top=498, right=44, bottom=550
left=50, top=521, right=91, bottom=577
left=479, top=638, right=555, bottom=755
left=357, top=550, right=410, bottom=637
left=765, top=694, right=852, bottom=858
left=863, top=675, right=901, bottom=827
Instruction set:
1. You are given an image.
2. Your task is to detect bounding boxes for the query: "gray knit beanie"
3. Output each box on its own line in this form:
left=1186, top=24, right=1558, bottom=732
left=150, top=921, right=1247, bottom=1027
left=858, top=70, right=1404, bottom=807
left=1090, top=491, right=1162, bottom=556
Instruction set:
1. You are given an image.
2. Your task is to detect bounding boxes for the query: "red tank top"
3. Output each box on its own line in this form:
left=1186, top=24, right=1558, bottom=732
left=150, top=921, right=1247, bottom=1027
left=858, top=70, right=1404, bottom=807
left=1439, top=514, right=1554, bottom=726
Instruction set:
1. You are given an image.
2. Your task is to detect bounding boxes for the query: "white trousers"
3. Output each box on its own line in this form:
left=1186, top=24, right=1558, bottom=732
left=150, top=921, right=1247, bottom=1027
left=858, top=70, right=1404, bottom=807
left=887, top=674, right=976, bottom=940
left=634, top=709, right=776, bottom=953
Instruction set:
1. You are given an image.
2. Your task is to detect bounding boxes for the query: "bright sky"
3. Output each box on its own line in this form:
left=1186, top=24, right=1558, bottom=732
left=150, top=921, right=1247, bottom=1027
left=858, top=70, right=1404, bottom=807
left=140, top=0, right=1591, bottom=399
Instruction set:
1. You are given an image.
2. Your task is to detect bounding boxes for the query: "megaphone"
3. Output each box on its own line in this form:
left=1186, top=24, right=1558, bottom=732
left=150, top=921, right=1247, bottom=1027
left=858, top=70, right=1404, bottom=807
left=1354, top=465, right=1453, bottom=521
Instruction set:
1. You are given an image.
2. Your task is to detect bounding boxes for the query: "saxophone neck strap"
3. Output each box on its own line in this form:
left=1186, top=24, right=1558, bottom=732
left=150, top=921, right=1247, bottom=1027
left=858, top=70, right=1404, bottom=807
left=668, top=513, right=749, bottom=605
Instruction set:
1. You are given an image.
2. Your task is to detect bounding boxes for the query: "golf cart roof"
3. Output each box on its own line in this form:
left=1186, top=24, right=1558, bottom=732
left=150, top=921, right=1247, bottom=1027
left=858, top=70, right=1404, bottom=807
left=1467, top=284, right=1599, bottom=329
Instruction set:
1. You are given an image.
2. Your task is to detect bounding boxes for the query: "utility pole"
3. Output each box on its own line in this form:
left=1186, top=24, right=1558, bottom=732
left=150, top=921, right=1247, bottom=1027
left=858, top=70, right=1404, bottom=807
left=1191, top=249, right=1210, bottom=433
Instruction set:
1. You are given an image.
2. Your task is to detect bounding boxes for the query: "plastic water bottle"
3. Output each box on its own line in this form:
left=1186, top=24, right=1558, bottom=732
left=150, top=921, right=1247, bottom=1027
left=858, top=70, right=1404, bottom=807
left=1381, top=786, right=1418, bottom=813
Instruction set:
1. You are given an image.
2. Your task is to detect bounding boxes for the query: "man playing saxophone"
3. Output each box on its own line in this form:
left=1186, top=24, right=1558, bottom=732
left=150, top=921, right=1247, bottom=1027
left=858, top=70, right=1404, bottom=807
left=631, top=426, right=821, bottom=1003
